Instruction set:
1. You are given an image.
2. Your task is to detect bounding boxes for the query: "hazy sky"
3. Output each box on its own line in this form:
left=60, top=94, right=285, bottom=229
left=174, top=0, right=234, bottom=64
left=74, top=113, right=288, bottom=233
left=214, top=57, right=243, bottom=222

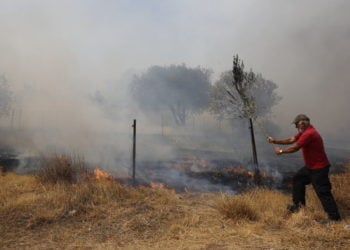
left=1, top=0, right=350, bottom=141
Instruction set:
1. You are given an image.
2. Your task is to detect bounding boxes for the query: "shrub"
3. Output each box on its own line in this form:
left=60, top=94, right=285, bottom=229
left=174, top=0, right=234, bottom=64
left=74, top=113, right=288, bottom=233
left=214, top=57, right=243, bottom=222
left=35, top=155, right=89, bottom=184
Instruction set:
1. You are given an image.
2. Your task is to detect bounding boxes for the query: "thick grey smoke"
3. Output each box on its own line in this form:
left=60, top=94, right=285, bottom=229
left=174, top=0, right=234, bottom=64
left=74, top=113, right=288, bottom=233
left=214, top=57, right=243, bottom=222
left=232, top=1, right=350, bottom=142
left=0, top=1, right=349, bottom=180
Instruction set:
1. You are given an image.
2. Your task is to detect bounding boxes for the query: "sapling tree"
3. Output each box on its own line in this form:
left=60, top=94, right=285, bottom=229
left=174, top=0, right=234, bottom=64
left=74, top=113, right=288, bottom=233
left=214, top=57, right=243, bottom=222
left=211, top=55, right=280, bottom=120
left=210, top=55, right=281, bottom=181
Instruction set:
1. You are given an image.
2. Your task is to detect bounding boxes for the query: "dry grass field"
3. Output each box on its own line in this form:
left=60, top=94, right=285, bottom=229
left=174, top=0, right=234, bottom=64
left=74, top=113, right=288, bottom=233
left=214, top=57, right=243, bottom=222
left=1, top=156, right=350, bottom=249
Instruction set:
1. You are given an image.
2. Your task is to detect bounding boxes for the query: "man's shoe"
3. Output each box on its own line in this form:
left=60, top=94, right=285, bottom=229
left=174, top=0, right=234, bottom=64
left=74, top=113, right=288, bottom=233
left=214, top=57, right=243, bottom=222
left=319, top=217, right=341, bottom=225
left=328, top=216, right=341, bottom=221
left=287, top=204, right=301, bottom=213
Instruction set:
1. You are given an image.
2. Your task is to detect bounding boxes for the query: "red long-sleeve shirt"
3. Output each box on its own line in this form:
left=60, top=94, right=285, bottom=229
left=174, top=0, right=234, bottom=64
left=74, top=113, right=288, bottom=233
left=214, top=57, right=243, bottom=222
left=294, top=125, right=330, bottom=169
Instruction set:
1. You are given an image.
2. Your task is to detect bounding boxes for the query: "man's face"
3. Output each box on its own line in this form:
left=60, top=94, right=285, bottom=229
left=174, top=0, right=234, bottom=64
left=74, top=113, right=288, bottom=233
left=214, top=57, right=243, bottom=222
left=295, top=120, right=309, bottom=131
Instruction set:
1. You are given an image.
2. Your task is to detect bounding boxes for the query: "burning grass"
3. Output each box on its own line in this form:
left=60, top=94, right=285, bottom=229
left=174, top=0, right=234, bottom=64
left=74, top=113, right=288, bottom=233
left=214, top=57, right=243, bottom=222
left=1, top=161, right=350, bottom=249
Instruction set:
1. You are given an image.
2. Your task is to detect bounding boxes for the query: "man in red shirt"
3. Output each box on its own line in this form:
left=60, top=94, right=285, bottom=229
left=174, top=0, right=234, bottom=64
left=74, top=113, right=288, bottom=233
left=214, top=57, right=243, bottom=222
left=267, top=114, right=341, bottom=221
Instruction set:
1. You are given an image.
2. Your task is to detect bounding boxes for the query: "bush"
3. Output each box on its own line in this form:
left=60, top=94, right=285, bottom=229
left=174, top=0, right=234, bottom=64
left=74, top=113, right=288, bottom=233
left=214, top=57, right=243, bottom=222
left=35, top=155, right=89, bottom=184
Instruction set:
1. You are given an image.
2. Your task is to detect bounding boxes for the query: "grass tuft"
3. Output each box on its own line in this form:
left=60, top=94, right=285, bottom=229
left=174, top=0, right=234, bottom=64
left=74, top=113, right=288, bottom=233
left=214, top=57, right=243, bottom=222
left=216, top=193, right=259, bottom=221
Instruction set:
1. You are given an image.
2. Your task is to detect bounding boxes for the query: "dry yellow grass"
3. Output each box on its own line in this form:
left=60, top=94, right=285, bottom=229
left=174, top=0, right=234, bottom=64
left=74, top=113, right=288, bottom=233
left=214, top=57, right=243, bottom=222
left=1, top=164, right=350, bottom=249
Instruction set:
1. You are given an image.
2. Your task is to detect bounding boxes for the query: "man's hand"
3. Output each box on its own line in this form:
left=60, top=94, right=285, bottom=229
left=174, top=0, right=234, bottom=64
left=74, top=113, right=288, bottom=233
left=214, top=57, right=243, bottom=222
left=274, top=147, right=283, bottom=155
left=267, top=136, right=275, bottom=144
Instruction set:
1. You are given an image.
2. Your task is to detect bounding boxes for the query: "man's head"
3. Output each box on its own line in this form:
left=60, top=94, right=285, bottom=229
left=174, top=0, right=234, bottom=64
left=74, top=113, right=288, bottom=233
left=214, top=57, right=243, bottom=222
left=293, top=114, right=310, bottom=131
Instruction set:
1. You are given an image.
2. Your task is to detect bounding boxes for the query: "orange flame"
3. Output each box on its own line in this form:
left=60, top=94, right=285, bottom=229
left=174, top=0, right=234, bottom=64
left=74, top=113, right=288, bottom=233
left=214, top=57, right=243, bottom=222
left=94, top=168, right=113, bottom=180
left=247, top=171, right=254, bottom=177
left=149, top=181, right=176, bottom=194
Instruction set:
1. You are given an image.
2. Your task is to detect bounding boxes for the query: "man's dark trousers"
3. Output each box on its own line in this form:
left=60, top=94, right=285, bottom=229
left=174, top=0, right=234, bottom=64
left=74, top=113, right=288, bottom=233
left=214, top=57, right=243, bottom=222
left=292, top=166, right=341, bottom=220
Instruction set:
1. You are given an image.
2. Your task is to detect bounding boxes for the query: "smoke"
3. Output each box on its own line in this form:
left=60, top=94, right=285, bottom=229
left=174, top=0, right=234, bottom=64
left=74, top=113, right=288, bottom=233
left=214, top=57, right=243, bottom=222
left=234, top=1, right=350, bottom=141
left=0, top=1, right=349, bottom=183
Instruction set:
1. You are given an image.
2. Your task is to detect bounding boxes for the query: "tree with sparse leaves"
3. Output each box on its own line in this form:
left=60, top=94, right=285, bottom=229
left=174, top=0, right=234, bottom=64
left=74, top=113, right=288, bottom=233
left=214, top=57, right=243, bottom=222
left=210, top=55, right=281, bottom=120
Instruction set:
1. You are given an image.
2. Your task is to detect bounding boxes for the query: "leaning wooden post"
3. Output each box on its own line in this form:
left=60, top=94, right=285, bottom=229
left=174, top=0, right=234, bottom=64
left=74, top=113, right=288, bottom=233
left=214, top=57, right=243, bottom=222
left=132, top=119, right=136, bottom=185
